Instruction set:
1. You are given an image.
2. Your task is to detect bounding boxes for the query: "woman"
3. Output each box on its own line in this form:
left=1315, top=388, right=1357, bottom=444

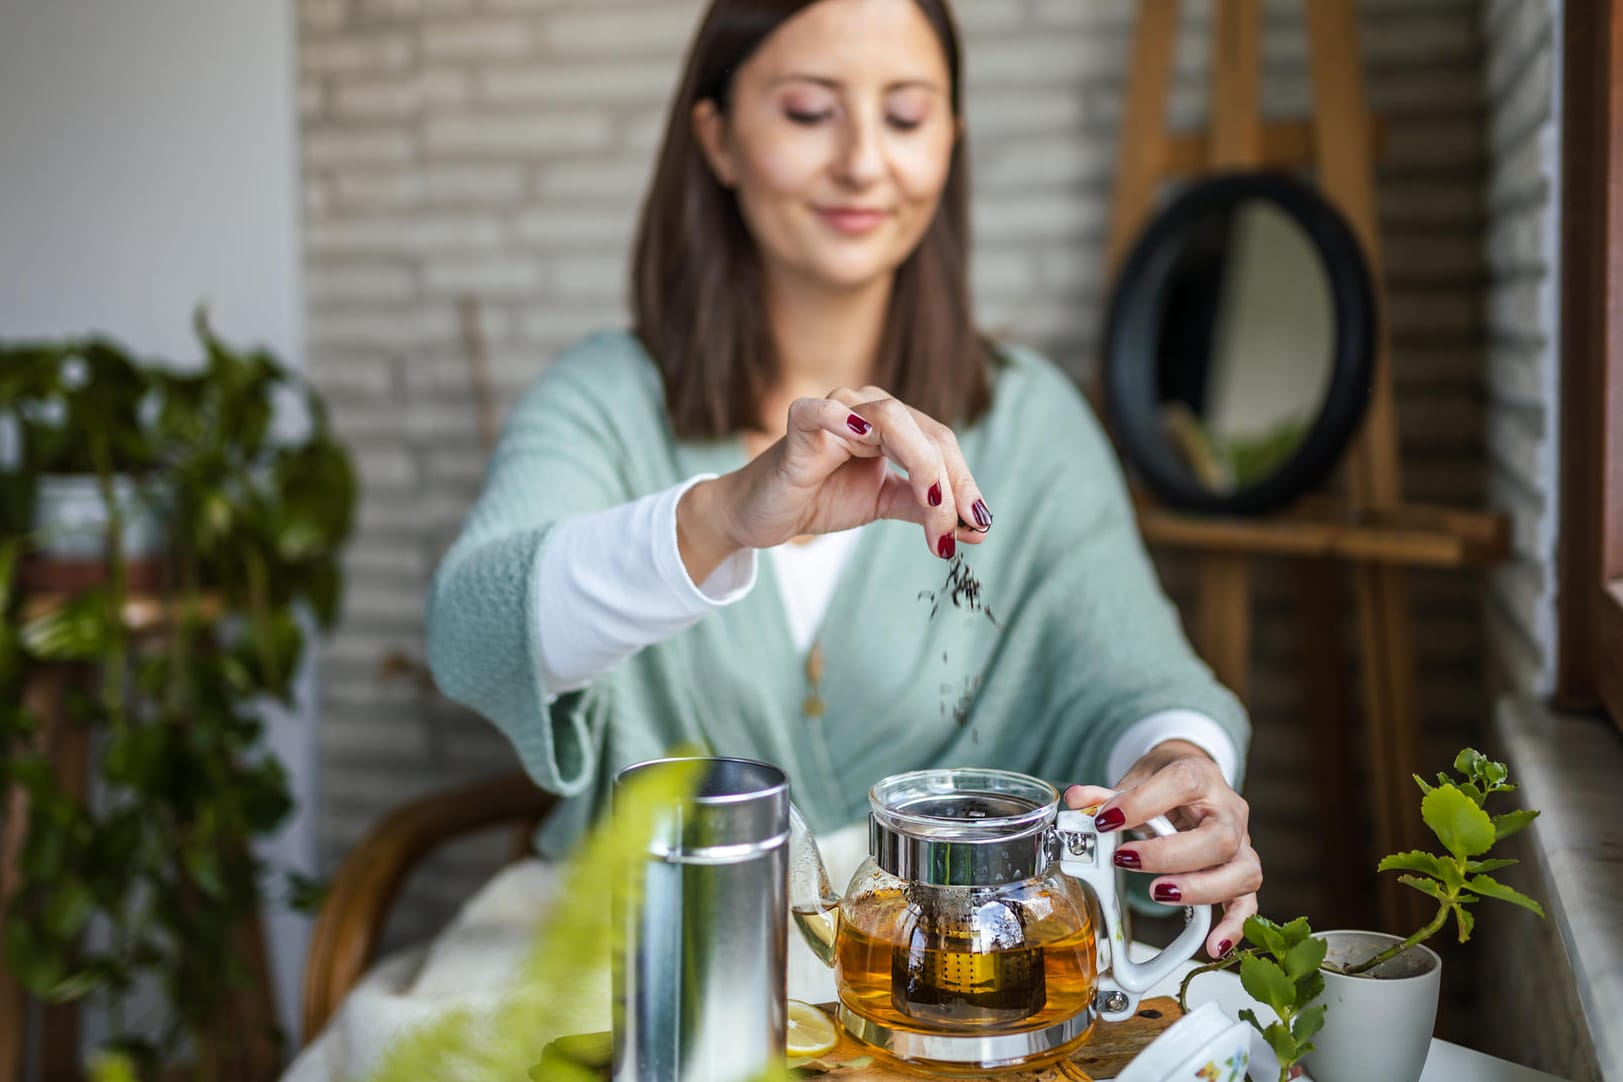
left=427, top=0, right=1262, bottom=964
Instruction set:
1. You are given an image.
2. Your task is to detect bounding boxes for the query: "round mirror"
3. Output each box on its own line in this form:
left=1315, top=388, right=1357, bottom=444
left=1103, top=172, right=1376, bottom=515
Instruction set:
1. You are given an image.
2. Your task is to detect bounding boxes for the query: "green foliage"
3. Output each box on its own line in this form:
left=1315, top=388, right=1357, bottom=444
left=359, top=759, right=703, bottom=1082
left=1345, top=748, right=1545, bottom=970
left=1178, top=749, right=1546, bottom=1079
left=0, top=312, right=356, bottom=1075
left=1187, top=916, right=1324, bottom=1082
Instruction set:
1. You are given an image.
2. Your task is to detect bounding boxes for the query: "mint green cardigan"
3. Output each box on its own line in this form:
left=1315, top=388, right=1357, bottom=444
left=425, top=330, right=1248, bottom=856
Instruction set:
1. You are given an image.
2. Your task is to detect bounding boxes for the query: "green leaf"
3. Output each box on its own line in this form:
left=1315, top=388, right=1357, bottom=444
left=87, top=1052, right=140, bottom=1082
left=1412, top=773, right=1434, bottom=795
left=1239, top=955, right=1295, bottom=1019
left=1282, top=935, right=1327, bottom=981
left=1421, top=784, right=1496, bottom=860
left=1454, top=748, right=1484, bottom=777
left=1277, top=916, right=1313, bottom=948
left=1377, top=850, right=1449, bottom=879
left=286, top=871, right=329, bottom=915
left=1465, top=875, right=1546, bottom=918
left=1243, top=915, right=1288, bottom=957
left=538, top=1032, right=611, bottom=1068
left=0, top=535, right=23, bottom=614
left=1466, top=858, right=1518, bottom=873
left=1397, top=874, right=1450, bottom=902
left=43, top=879, right=95, bottom=940
left=184, top=844, right=225, bottom=899
left=303, top=561, right=342, bottom=627
left=1294, top=969, right=1325, bottom=1007
left=1262, top=1022, right=1298, bottom=1071
left=43, top=967, right=107, bottom=1004
left=5, top=918, right=68, bottom=995
left=1492, top=809, right=1539, bottom=841
left=1452, top=903, right=1475, bottom=943
left=1238, top=1007, right=1265, bottom=1035
left=20, top=588, right=111, bottom=660
left=527, top=1043, right=600, bottom=1082
left=1292, top=1002, right=1327, bottom=1046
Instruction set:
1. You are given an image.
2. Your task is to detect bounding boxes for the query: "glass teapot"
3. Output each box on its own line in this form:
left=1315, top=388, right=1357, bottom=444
left=789, top=768, right=1211, bottom=1075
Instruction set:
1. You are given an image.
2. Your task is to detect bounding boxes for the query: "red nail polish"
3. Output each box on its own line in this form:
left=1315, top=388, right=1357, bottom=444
left=937, top=534, right=955, bottom=559
left=972, top=499, right=993, bottom=529
left=1094, top=807, right=1125, bottom=832
left=1153, top=883, right=1182, bottom=904
left=1114, top=849, right=1140, bottom=869
left=1216, top=939, right=1234, bottom=958
left=928, top=482, right=942, bottom=507
left=847, top=414, right=871, bottom=435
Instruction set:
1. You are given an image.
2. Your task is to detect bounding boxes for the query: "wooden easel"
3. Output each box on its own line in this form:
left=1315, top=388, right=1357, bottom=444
left=1104, top=0, right=1508, bottom=932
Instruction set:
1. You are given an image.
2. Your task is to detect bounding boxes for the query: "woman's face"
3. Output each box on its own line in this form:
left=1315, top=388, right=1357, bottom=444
left=694, top=0, right=958, bottom=295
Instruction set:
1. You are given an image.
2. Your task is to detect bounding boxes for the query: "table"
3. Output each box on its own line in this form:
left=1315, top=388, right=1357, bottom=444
left=283, top=860, right=1570, bottom=1082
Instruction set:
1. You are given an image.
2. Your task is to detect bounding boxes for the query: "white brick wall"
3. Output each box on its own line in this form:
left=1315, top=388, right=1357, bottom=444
left=1480, top=0, right=1561, bottom=696
left=299, top=0, right=1492, bottom=949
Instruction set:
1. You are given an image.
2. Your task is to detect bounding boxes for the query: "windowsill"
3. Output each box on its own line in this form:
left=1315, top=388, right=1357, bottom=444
left=1493, top=696, right=1623, bottom=1079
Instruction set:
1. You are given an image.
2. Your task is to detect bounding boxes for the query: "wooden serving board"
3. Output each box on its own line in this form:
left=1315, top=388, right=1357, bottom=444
left=798, top=997, right=1184, bottom=1080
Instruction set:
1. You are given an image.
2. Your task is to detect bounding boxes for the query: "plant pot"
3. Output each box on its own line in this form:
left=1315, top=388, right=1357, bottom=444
left=32, top=474, right=164, bottom=557
left=1301, top=930, right=1441, bottom=1082
left=22, top=474, right=166, bottom=591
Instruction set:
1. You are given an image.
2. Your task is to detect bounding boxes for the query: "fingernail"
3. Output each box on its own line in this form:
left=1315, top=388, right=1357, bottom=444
left=937, top=534, right=956, bottom=559
left=847, top=414, right=872, bottom=435
left=1216, top=939, right=1234, bottom=958
left=972, top=499, right=993, bottom=529
left=1153, top=883, right=1182, bottom=904
left=928, top=482, right=942, bottom=507
left=1114, top=849, right=1140, bottom=869
left=1093, top=807, right=1125, bottom=832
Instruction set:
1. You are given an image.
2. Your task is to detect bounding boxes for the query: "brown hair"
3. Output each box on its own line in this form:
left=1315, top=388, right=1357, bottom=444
left=631, top=0, right=994, bottom=439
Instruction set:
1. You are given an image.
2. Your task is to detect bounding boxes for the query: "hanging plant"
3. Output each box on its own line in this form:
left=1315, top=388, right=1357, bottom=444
left=0, top=309, right=356, bottom=1076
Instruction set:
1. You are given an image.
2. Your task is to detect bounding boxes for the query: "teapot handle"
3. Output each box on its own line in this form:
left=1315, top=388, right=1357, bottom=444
left=1055, top=807, right=1211, bottom=1024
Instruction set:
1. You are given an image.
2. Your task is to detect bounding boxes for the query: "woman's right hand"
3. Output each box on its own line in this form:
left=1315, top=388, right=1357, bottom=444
left=677, top=386, right=993, bottom=581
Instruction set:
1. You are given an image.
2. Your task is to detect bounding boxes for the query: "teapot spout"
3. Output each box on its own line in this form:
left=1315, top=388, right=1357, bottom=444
left=788, top=804, right=840, bottom=967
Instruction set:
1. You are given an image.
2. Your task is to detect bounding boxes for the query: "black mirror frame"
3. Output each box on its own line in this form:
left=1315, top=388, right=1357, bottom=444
left=1102, top=171, right=1378, bottom=516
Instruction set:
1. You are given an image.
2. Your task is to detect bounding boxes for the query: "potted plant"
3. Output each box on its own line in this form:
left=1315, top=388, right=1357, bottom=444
left=0, top=340, right=167, bottom=589
left=0, top=311, right=356, bottom=1079
left=1180, top=748, right=1544, bottom=1082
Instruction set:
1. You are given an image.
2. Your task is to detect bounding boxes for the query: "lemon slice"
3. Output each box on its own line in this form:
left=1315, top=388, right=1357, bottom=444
left=786, top=999, right=838, bottom=1058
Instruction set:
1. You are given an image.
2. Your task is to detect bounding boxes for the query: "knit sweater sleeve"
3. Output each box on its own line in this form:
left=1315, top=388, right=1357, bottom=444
left=425, top=335, right=641, bottom=796
left=1003, top=351, right=1251, bottom=790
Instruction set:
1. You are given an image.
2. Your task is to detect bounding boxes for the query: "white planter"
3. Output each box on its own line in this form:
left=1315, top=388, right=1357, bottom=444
left=1301, top=930, right=1441, bottom=1082
left=32, top=474, right=165, bottom=560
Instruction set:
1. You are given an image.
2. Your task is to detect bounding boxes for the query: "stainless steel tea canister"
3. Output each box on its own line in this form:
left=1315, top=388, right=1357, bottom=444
left=612, top=756, right=790, bottom=1082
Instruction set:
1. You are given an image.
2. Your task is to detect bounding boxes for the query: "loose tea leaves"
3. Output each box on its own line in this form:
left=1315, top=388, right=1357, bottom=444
left=918, top=554, right=1000, bottom=629
left=920, top=555, right=999, bottom=735
left=939, top=674, right=982, bottom=728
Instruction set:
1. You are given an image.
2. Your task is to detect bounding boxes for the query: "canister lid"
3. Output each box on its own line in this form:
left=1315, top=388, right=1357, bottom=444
left=615, top=756, right=790, bottom=863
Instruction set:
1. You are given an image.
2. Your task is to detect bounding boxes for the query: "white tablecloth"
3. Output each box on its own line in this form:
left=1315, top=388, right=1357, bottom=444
left=282, top=825, right=872, bottom=1082
left=284, top=830, right=1566, bottom=1082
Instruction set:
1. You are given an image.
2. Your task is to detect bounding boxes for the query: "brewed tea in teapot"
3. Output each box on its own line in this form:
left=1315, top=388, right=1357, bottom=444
left=791, top=769, right=1210, bottom=1075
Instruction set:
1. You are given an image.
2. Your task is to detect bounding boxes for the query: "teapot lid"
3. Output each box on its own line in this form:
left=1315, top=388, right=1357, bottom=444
left=868, top=769, right=1059, bottom=886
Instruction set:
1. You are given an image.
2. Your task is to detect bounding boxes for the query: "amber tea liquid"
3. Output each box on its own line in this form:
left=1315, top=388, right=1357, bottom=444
left=832, top=888, right=1098, bottom=1037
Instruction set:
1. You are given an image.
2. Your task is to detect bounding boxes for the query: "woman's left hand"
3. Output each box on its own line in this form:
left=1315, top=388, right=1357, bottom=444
left=1063, top=739, right=1261, bottom=961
